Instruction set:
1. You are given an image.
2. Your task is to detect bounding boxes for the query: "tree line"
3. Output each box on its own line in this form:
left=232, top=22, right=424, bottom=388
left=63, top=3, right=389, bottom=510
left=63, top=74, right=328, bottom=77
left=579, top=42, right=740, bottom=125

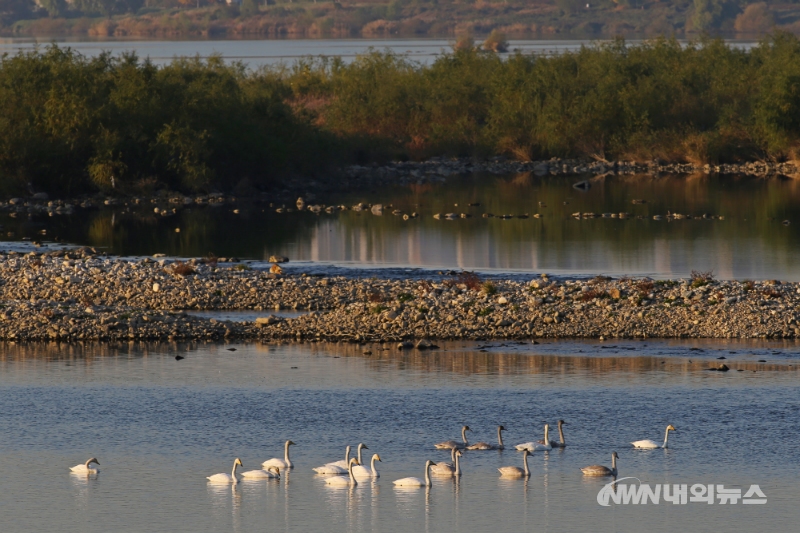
left=3, top=35, right=800, bottom=196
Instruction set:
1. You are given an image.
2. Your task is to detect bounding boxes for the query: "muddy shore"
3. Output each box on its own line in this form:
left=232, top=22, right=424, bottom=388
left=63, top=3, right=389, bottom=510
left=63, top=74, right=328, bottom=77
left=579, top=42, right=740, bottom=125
left=0, top=248, right=797, bottom=344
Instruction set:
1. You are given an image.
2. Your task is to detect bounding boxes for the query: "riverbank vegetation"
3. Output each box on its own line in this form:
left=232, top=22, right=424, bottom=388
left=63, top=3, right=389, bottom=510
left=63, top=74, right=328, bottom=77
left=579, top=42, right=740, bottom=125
left=4, top=35, right=800, bottom=196
left=2, top=0, right=800, bottom=39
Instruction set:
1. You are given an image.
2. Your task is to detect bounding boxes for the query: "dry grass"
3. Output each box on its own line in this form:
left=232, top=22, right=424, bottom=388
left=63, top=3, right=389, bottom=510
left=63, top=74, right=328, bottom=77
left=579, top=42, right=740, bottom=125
left=635, top=280, right=654, bottom=296
left=202, top=253, right=218, bottom=268
left=580, top=289, right=607, bottom=301
left=455, top=271, right=482, bottom=291
left=368, top=291, right=385, bottom=303
left=691, top=270, right=714, bottom=287
left=171, top=261, right=196, bottom=276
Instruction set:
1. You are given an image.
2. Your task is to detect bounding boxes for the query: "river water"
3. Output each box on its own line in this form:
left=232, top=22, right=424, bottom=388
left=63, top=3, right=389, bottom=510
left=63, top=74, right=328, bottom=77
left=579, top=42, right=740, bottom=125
left=0, top=37, right=759, bottom=67
left=0, top=340, right=797, bottom=533
left=6, top=172, right=800, bottom=281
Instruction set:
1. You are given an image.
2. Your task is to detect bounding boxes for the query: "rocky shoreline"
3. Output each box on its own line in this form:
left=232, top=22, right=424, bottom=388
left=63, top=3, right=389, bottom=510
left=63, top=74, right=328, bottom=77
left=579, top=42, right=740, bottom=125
left=2, top=157, right=797, bottom=219
left=0, top=249, right=798, bottom=344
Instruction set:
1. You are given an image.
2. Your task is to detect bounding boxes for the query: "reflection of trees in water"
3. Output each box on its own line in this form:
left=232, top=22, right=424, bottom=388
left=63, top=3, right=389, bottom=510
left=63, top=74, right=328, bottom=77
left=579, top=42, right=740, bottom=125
left=302, top=341, right=800, bottom=377
left=45, top=205, right=322, bottom=257
left=4, top=172, right=800, bottom=271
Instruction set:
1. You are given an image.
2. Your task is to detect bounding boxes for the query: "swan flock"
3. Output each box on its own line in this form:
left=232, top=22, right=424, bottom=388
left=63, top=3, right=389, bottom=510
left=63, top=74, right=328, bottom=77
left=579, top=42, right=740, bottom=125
left=72, top=421, right=678, bottom=493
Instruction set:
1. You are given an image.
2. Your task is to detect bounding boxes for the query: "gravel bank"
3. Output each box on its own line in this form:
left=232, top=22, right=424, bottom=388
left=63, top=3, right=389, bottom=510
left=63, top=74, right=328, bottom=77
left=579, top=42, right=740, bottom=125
left=1, top=249, right=798, bottom=344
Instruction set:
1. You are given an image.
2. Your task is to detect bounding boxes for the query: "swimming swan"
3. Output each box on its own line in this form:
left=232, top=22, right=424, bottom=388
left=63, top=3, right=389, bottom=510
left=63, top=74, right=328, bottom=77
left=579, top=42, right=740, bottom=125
left=329, top=443, right=367, bottom=469
left=548, top=420, right=567, bottom=448
left=262, top=440, right=295, bottom=469
left=515, top=424, right=552, bottom=451
left=467, top=425, right=505, bottom=450
left=632, top=425, right=676, bottom=449
left=207, top=458, right=243, bottom=483
left=393, top=460, right=436, bottom=487
left=70, top=458, right=100, bottom=474
left=581, top=452, right=618, bottom=477
left=241, top=466, right=281, bottom=479
left=313, top=446, right=351, bottom=474
left=355, top=443, right=369, bottom=466
left=431, top=449, right=462, bottom=476
left=352, top=454, right=382, bottom=480
left=498, top=449, right=530, bottom=477
left=430, top=447, right=457, bottom=475
left=435, top=426, right=471, bottom=449
left=325, top=459, right=359, bottom=486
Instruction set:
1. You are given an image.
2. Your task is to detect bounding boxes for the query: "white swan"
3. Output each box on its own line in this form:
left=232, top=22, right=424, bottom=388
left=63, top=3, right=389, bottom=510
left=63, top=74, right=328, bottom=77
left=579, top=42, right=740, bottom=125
left=325, top=459, right=358, bottom=486
left=241, top=466, right=281, bottom=479
left=69, top=458, right=100, bottom=474
left=581, top=452, right=618, bottom=477
left=262, top=440, right=295, bottom=469
left=355, top=443, right=369, bottom=466
left=431, top=449, right=461, bottom=476
left=352, top=454, right=381, bottom=480
left=326, top=445, right=352, bottom=469
left=207, top=458, right=243, bottom=483
left=313, top=445, right=351, bottom=474
left=632, top=425, right=676, bottom=449
left=515, top=424, right=552, bottom=451
left=498, top=449, right=530, bottom=477
left=550, top=420, right=567, bottom=448
left=430, top=447, right=457, bottom=475
left=434, top=426, right=471, bottom=449
left=467, top=425, right=505, bottom=450
left=393, top=460, right=436, bottom=487
left=330, top=444, right=367, bottom=469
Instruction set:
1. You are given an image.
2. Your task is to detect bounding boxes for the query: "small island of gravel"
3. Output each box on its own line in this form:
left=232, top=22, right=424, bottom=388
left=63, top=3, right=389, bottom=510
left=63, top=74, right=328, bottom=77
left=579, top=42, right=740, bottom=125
left=0, top=248, right=796, bottom=344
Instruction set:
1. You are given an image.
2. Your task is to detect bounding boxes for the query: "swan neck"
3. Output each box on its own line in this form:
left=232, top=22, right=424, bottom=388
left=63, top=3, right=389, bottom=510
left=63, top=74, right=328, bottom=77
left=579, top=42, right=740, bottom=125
left=497, top=427, right=504, bottom=447
left=455, top=453, right=461, bottom=475
left=611, top=454, right=617, bottom=473
left=358, top=445, right=363, bottom=465
left=462, top=427, right=468, bottom=445
left=558, top=424, right=565, bottom=444
left=231, top=461, right=239, bottom=480
left=425, top=463, right=432, bottom=486
left=371, top=456, right=378, bottom=476
left=285, top=441, right=292, bottom=465
left=544, top=425, right=549, bottom=443
left=450, top=447, right=456, bottom=462
left=344, top=447, right=350, bottom=463
left=348, top=461, right=357, bottom=485
left=523, top=453, right=529, bottom=475
left=663, top=428, right=670, bottom=448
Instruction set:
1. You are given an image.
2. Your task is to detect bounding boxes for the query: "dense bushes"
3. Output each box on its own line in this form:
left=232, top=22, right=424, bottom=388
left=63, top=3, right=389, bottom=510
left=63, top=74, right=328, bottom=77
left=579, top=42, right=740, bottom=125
left=4, top=36, right=800, bottom=197
left=283, top=34, right=800, bottom=164
left=0, top=46, right=345, bottom=195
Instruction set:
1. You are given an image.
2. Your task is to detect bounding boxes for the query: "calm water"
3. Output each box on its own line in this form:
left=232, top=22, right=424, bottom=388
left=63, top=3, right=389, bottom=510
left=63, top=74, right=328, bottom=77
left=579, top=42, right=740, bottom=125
left=7, top=173, right=800, bottom=280
left=0, top=37, right=759, bottom=67
left=0, top=37, right=599, bottom=66
left=0, top=340, right=798, bottom=532
left=0, top=37, right=757, bottom=68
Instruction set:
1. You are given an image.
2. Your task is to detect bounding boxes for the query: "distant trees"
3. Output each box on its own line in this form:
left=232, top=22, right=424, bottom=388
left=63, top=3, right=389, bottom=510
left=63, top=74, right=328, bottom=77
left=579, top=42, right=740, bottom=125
left=0, top=0, right=33, bottom=25
left=5, top=37, right=800, bottom=196
left=39, top=0, right=66, bottom=17
left=735, top=2, right=774, bottom=34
